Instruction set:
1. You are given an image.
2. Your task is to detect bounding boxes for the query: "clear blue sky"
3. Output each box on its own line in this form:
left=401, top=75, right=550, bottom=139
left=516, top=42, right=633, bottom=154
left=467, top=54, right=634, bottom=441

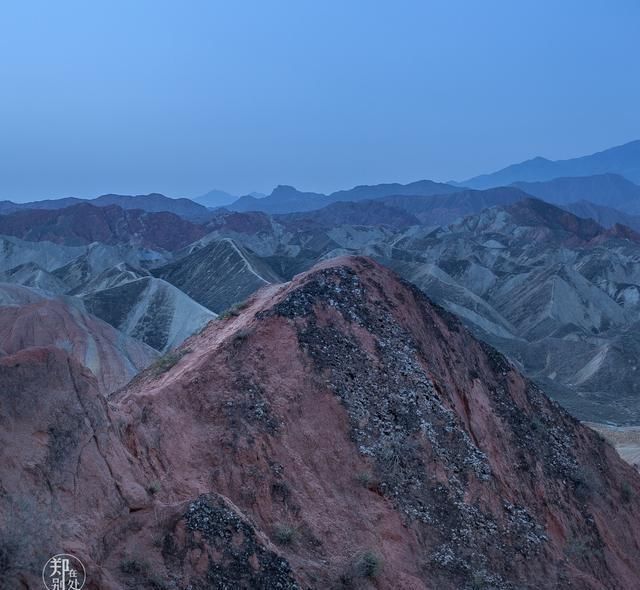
left=1, top=0, right=639, bottom=201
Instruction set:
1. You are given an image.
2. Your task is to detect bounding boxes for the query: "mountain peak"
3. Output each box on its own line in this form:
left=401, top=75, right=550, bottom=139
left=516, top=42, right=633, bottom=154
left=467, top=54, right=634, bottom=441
left=272, top=184, right=300, bottom=194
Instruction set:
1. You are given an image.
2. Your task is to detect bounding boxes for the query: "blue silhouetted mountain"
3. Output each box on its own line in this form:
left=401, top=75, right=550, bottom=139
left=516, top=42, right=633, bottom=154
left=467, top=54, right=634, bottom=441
left=277, top=200, right=420, bottom=229
left=0, top=193, right=213, bottom=222
left=461, top=139, right=640, bottom=188
left=512, top=174, right=640, bottom=214
left=193, top=189, right=238, bottom=208
left=227, top=180, right=461, bottom=214
left=561, top=200, right=640, bottom=232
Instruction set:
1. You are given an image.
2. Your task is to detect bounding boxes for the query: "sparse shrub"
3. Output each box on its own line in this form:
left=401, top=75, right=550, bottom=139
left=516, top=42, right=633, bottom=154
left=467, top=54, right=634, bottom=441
left=271, top=480, right=291, bottom=503
left=621, top=480, right=633, bottom=503
left=47, top=421, right=80, bottom=466
left=150, top=350, right=183, bottom=376
left=219, top=300, right=250, bottom=320
left=120, top=558, right=167, bottom=589
left=355, top=471, right=371, bottom=487
left=0, top=498, right=55, bottom=584
left=147, top=481, right=161, bottom=496
left=565, top=538, right=588, bottom=559
left=572, top=466, right=601, bottom=502
left=0, top=537, right=17, bottom=578
left=141, top=405, right=151, bottom=424
left=149, top=348, right=192, bottom=376
left=195, top=319, right=214, bottom=335
left=530, top=417, right=545, bottom=433
left=232, top=327, right=252, bottom=345
left=355, top=471, right=376, bottom=489
left=354, top=550, right=381, bottom=578
left=219, top=308, right=239, bottom=320
left=273, top=524, right=295, bottom=545
left=120, top=558, right=147, bottom=575
left=470, top=572, right=488, bottom=589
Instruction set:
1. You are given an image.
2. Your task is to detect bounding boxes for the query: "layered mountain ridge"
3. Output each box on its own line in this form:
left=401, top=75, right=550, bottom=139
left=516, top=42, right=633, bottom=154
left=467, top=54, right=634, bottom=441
left=1, top=191, right=639, bottom=423
left=461, top=139, right=640, bottom=188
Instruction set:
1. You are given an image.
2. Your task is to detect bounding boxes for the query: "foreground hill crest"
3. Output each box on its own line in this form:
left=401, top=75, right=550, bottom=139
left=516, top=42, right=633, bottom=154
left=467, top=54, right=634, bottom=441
left=106, top=256, right=640, bottom=590
left=2, top=256, right=640, bottom=588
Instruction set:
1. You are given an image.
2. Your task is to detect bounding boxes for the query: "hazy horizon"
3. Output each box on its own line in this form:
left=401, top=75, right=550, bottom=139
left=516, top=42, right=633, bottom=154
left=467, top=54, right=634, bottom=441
left=2, top=0, right=639, bottom=202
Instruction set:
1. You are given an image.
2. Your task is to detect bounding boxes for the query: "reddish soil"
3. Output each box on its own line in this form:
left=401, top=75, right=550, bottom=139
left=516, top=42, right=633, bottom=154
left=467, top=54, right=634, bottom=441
left=3, top=256, right=640, bottom=589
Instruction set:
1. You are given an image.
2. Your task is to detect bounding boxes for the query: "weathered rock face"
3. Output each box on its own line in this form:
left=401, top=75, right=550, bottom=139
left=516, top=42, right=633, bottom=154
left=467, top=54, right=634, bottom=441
left=0, top=348, right=149, bottom=589
left=4, top=257, right=640, bottom=589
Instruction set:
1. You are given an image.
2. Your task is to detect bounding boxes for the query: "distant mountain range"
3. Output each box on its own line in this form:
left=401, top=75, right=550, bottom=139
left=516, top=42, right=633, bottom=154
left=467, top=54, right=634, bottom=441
left=0, top=203, right=209, bottom=250
left=194, top=189, right=266, bottom=209
left=0, top=192, right=214, bottom=222
left=193, top=189, right=238, bottom=208
left=461, top=139, right=640, bottom=188
left=512, top=173, right=640, bottom=214
left=562, top=200, right=640, bottom=232
left=2, top=138, right=640, bottom=424
left=227, top=179, right=460, bottom=214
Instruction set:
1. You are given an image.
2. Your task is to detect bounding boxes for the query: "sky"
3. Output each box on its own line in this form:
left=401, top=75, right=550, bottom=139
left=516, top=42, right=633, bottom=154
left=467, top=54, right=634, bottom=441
left=1, top=0, right=639, bottom=202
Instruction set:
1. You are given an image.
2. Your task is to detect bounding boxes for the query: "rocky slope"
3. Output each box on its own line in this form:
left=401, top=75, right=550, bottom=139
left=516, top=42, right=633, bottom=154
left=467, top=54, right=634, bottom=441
left=0, top=347, right=152, bottom=588
left=4, top=257, right=640, bottom=589
left=0, top=284, right=156, bottom=391
left=380, top=200, right=640, bottom=423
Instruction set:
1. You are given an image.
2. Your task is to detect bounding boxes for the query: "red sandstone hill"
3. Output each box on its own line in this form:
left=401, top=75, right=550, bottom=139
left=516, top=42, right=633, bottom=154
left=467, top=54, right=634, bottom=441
left=0, top=285, right=157, bottom=392
left=3, top=257, right=640, bottom=589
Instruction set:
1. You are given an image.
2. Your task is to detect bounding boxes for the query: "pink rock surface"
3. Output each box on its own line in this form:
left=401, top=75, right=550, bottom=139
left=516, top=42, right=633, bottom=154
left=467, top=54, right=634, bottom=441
left=0, top=296, right=156, bottom=393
